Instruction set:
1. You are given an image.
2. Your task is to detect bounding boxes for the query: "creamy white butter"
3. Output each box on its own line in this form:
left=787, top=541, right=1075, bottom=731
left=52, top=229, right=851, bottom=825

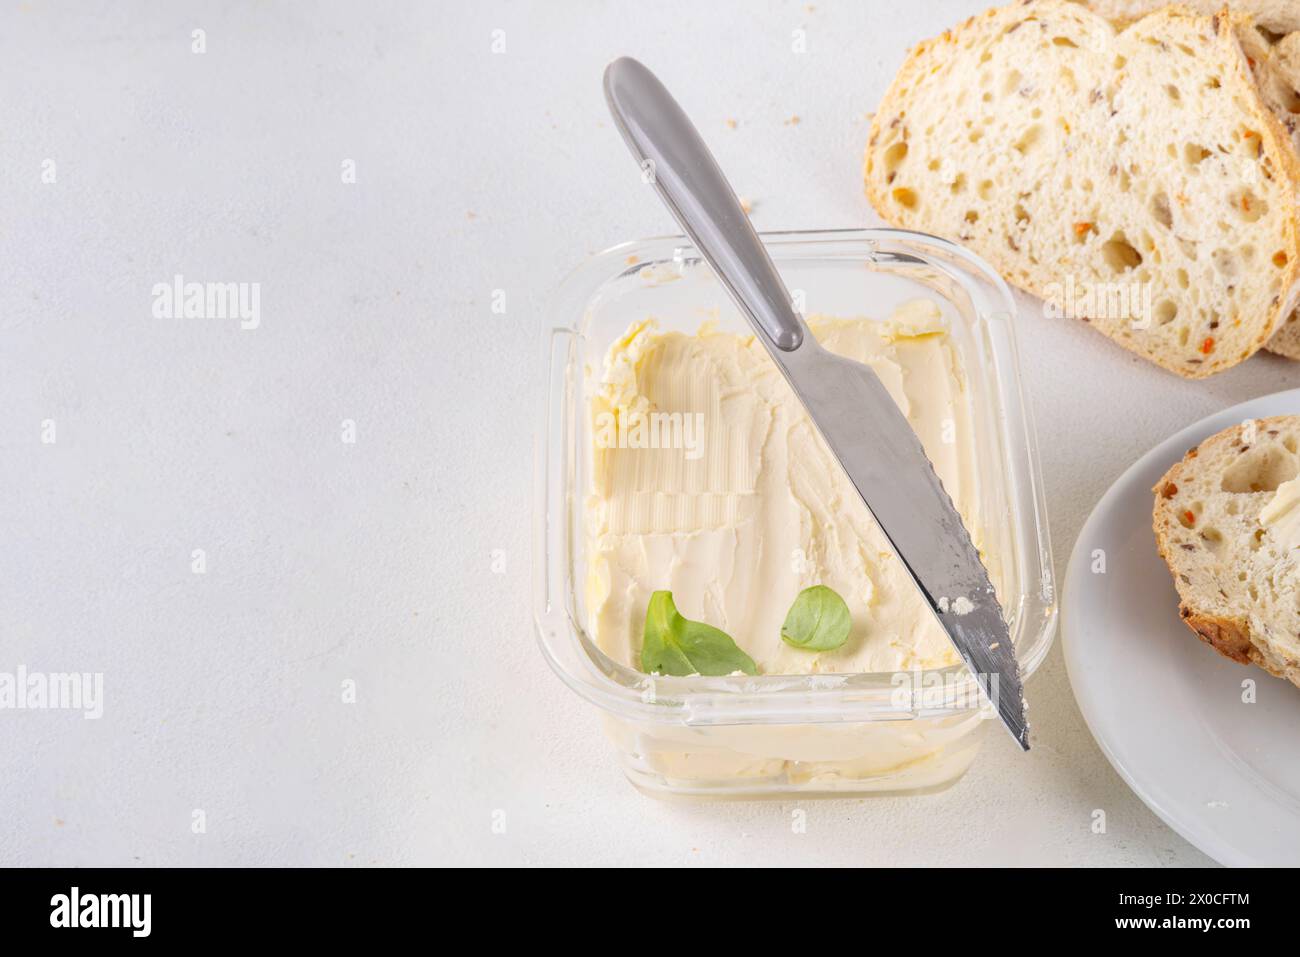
left=1261, top=475, right=1300, bottom=549
left=585, top=299, right=981, bottom=676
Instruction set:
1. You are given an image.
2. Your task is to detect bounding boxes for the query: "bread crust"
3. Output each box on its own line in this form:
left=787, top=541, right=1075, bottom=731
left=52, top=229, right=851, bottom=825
left=865, top=1, right=1300, bottom=378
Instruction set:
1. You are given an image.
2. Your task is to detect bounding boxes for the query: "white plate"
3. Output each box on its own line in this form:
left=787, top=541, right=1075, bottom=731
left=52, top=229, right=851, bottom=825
left=1063, top=389, right=1300, bottom=866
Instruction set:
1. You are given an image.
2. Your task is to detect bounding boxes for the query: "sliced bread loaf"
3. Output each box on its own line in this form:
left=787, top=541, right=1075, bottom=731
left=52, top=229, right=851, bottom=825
left=1086, top=0, right=1300, bottom=36
left=864, top=1, right=1300, bottom=377
left=1153, top=415, right=1300, bottom=688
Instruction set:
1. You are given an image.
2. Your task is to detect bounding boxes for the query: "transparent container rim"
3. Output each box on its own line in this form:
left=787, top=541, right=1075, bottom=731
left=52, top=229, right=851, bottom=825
left=533, top=227, right=1058, bottom=727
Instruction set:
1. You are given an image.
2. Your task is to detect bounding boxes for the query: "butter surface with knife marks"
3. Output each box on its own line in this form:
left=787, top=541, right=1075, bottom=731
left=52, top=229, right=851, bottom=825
left=587, top=299, right=989, bottom=676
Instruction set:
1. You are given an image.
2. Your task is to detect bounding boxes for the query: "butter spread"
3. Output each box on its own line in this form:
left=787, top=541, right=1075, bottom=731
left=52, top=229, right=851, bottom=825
left=1260, top=475, right=1300, bottom=549
left=585, top=299, right=981, bottom=675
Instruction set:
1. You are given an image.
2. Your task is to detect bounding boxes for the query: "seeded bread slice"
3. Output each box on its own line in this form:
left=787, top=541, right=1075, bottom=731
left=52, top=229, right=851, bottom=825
left=1085, top=7, right=1300, bottom=357
left=1153, top=414, right=1300, bottom=687
left=1090, top=6, right=1300, bottom=358
left=1250, top=32, right=1300, bottom=356
left=864, top=1, right=1300, bottom=377
left=1086, top=0, right=1300, bottom=36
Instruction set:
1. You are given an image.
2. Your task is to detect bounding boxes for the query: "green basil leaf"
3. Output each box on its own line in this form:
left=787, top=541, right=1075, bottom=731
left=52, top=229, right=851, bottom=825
left=639, top=591, right=758, bottom=677
left=780, top=585, right=852, bottom=651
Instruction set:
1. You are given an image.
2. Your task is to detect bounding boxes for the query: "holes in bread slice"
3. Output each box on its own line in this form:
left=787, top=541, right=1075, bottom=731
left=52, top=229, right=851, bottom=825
left=1151, top=192, right=1173, bottom=229
left=1211, top=248, right=1236, bottom=278
left=1176, top=501, right=1204, bottom=529
left=1230, top=188, right=1266, bottom=223
left=1238, top=128, right=1263, bottom=159
left=1220, top=446, right=1298, bottom=493
left=1101, top=231, right=1142, bottom=272
left=1184, top=143, right=1212, bottom=167
left=883, top=141, right=909, bottom=177
left=892, top=187, right=918, bottom=210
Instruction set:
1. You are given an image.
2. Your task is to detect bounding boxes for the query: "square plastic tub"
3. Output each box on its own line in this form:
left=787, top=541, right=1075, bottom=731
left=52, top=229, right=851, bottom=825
left=534, top=227, right=1056, bottom=798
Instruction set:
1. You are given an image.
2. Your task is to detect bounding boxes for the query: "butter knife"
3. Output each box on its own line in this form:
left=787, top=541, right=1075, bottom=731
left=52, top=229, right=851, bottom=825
left=603, top=56, right=1029, bottom=749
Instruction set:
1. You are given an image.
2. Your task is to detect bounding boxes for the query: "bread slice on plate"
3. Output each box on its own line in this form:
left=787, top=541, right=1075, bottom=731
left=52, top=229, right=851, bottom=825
left=1087, top=0, right=1300, bottom=36
left=1153, top=414, right=1300, bottom=688
left=864, top=0, right=1300, bottom=377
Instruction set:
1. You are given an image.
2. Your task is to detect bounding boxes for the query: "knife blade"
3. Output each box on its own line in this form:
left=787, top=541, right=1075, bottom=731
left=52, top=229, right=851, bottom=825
left=603, top=56, right=1029, bottom=749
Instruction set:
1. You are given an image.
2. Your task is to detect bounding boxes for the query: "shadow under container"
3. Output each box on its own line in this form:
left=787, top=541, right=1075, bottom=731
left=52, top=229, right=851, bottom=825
left=535, top=228, right=1057, bottom=798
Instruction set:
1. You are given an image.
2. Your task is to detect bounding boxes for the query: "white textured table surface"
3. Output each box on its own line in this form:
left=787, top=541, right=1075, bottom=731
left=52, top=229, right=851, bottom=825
left=4, top=0, right=1294, bottom=867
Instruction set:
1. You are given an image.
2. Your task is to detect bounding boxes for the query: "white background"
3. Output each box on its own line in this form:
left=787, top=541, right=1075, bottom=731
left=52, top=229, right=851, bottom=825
left=4, top=0, right=1294, bottom=867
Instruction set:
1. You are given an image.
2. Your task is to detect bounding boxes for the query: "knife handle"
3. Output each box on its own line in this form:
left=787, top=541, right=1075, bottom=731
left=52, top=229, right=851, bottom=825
left=603, top=57, right=806, bottom=352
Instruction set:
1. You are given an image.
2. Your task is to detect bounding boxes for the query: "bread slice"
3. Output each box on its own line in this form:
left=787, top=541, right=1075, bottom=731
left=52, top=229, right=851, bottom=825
left=1249, top=31, right=1300, bottom=356
left=864, top=1, right=1300, bottom=377
left=1153, top=415, right=1300, bottom=687
left=1086, top=0, right=1300, bottom=36
left=1084, top=5, right=1300, bottom=357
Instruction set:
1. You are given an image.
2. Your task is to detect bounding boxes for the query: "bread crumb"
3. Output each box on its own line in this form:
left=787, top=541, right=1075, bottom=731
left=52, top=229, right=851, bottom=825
left=785, top=115, right=801, bottom=126
left=739, top=197, right=755, bottom=214
left=725, top=118, right=738, bottom=130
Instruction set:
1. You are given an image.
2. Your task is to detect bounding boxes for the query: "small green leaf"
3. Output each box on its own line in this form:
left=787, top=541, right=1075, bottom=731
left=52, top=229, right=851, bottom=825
left=639, top=591, right=758, bottom=676
left=780, top=585, right=852, bottom=651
